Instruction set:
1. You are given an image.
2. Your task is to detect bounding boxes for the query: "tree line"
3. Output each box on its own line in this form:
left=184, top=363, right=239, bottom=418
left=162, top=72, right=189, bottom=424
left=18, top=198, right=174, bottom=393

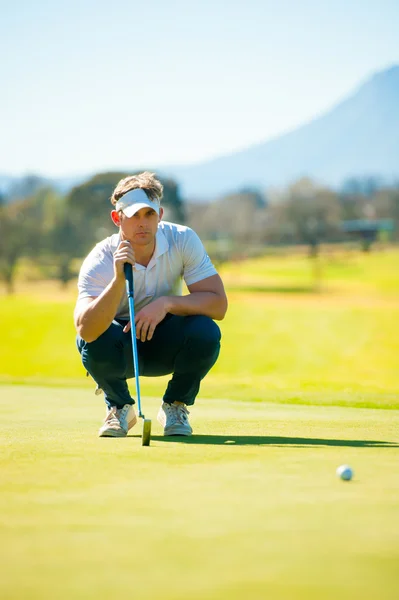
left=0, top=172, right=184, bottom=293
left=0, top=172, right=398, bottom=292
left=189, top=177, right=398, bottom=261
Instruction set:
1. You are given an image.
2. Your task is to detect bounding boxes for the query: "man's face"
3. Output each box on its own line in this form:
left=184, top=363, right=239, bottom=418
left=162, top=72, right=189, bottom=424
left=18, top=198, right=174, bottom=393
left=116, top=206, right=162, bottom=247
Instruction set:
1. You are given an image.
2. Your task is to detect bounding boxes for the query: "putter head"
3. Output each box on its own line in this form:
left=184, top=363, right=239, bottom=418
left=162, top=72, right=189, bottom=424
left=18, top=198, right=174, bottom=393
left=142, top=419, right=151, bottom=446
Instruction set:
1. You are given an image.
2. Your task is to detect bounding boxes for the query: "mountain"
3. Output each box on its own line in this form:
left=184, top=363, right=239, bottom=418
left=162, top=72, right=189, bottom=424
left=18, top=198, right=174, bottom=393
left=2, top=66, right=398, bottom=202
left=0, top=175, right=16, bottom=195
left=160, top=65, right=399, bottom=199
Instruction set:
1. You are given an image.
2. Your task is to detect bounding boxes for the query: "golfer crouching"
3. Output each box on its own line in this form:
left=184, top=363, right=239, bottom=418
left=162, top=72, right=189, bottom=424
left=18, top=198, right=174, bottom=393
left=74, top=172, right=228, bottom=438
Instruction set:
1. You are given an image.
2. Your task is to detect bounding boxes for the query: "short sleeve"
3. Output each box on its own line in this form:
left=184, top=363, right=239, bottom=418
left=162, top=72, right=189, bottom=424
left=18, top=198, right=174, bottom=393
left=181, top=228, right=217, bottom=286
left=77, top=245, right=114, bottom=301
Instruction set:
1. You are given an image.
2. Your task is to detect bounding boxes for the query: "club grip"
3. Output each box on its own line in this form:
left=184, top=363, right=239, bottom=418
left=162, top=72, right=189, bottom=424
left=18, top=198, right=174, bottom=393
left=124, top=263, right=134, bottom=296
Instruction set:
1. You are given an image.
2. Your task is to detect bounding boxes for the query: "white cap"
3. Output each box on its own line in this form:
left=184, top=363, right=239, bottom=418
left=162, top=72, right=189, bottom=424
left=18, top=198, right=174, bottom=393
left=115, top=188, right=160, bottom=217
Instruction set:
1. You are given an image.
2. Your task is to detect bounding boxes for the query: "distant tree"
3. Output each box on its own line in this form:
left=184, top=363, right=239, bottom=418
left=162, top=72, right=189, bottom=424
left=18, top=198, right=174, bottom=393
left=8, top=175, right=50, bottom=202
left=272, top=179, right=342, bottom=290
left=23, top=186, right=62, bottom=255
left=188, top=189, right=267, bottom=247
left=236, top=187, right=268, bottom=209
left=374, top=187, right=399, bottom=220
left=0, top=196, right=43, bottom=293
left=66, top=171, right=186, bottom=255
left=161, top=178, right=186, bottom=223
left=0, top=185, right=71, bottom=292
left=374, top=187, right=399, bottom=241
left=0, top=207, right=18, bottom=292
left=338, top=177, right=386, bottom=222
left=280, top=179, right=342, bottom=253
left=46, top=208, right=84, bottom=286
left=341, top=176, right=384, bottom=198
left=66, top=171, right=129, bottom=251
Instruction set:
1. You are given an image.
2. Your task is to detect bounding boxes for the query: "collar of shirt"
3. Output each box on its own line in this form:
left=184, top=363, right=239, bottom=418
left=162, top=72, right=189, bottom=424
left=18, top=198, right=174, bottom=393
left=111, top=227, right=170, bottom=270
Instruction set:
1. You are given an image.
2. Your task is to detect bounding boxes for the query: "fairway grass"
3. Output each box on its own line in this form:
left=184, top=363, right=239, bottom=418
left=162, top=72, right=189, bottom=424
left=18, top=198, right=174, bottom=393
left=1, top=386, right=399, bottom=600
left=0, top=287, right=398, bottom=408
left=1, top=247, right=398, bottom=407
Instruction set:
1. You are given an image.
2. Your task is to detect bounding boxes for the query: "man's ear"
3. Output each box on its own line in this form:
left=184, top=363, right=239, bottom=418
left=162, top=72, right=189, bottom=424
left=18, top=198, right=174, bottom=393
left=158, top=207, right=164, bottom=221
left=111, top=210, right=121, bottom=227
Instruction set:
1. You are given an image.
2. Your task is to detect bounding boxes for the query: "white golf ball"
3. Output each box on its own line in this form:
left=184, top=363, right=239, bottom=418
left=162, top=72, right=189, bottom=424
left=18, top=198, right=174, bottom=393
left=336, top=464, right=353, bottom=481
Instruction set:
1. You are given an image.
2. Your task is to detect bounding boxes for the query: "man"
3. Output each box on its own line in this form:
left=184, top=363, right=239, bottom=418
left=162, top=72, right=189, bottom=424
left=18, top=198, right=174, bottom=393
left=74, top=172, right=228, bottom=438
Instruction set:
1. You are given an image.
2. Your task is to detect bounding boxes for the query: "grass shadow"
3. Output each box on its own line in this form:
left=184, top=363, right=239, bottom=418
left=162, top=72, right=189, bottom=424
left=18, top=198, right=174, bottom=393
left=147, top=435, right=399, bottom=448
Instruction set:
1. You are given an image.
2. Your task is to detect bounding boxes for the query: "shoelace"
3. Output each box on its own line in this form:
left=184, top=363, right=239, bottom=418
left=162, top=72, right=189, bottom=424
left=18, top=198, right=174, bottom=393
left=118, top=405, right=129, bottom=421
left=105, top=406, right=128, bottom=428
left=175, top=403, right=190, bottom=424
left=104, top=407, right=118, bottom=424
left=164, top=403, right=179, bottom=425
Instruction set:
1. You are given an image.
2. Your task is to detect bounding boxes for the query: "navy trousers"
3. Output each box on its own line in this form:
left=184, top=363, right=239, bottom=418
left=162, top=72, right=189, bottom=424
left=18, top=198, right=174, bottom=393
left=77, top=314, right=221, bottom=409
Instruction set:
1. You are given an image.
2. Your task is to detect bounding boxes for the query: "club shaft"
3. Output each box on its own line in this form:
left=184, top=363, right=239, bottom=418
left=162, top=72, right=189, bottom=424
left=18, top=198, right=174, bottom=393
left=124, top=264, right=144, bottom=418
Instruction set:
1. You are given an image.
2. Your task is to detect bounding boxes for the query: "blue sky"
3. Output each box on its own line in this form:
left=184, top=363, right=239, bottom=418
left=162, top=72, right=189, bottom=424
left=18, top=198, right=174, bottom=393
left=1, top=0, right=398, bottom=177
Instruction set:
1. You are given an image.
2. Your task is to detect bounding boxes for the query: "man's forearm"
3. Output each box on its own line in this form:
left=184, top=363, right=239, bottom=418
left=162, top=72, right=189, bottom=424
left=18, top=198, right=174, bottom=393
left=165, top=292, right=227, bottom=321
left=75, top=277, right=126, bottom=342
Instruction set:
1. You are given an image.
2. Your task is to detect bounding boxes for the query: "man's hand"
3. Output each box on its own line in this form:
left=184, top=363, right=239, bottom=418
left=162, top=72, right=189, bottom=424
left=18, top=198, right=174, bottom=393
left=114, top=240, right=135, bottom=278
left=123, top=297, right=170, bottom=341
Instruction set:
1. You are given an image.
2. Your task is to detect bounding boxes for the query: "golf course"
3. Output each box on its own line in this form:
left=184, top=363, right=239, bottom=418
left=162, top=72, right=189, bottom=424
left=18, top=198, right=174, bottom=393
left=1, top=246, right=398, bottom=600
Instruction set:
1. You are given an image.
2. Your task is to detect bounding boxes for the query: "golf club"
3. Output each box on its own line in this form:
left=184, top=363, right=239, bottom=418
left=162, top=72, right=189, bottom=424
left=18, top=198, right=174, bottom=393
left=124, top=262, right=151, bottom=446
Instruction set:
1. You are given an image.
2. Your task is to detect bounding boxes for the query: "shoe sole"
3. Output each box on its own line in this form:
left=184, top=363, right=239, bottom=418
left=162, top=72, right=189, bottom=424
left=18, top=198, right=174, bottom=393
left=99, top=415, right=137, bottom=438
left=98, top=429, right=127, bottom=438
left=163, top=425, right=193, bottom=436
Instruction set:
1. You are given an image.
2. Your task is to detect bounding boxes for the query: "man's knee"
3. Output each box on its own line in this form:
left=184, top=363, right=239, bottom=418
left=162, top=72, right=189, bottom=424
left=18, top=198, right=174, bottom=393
left=77, top=321, right=125, bottom=360
left=186, top=316, right=221, bottom=349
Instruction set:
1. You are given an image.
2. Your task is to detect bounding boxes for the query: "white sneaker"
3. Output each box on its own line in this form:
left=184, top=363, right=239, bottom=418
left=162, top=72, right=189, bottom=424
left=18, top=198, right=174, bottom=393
left=98, top=404, right=137, bottom=438
left=157, top=401, right=193, bottom=436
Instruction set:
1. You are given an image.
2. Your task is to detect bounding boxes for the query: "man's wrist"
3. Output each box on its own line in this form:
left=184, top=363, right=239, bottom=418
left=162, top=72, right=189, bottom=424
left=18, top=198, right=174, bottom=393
left=113, top=272, right=127, bottom=286
left=110, top=274, right=127, bottom=299
left=162, top=295, right=174, bottom=312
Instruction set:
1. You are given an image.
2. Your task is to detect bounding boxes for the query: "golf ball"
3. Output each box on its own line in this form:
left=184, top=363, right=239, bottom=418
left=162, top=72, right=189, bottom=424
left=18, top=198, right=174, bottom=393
left=336, top=464, right=353, bottom=481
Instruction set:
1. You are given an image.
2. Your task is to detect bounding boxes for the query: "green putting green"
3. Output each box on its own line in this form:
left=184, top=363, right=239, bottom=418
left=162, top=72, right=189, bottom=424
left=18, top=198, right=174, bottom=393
left=1, top=387, right=398, bottom=600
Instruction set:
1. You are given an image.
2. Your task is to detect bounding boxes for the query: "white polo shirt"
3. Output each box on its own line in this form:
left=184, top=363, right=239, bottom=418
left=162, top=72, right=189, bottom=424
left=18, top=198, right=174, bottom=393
left=77, top=221, right=217, bottom=319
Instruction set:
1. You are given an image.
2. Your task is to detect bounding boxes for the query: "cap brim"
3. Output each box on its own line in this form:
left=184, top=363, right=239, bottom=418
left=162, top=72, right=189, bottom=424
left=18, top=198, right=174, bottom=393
left=122, top=201, right=160, bottom=218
